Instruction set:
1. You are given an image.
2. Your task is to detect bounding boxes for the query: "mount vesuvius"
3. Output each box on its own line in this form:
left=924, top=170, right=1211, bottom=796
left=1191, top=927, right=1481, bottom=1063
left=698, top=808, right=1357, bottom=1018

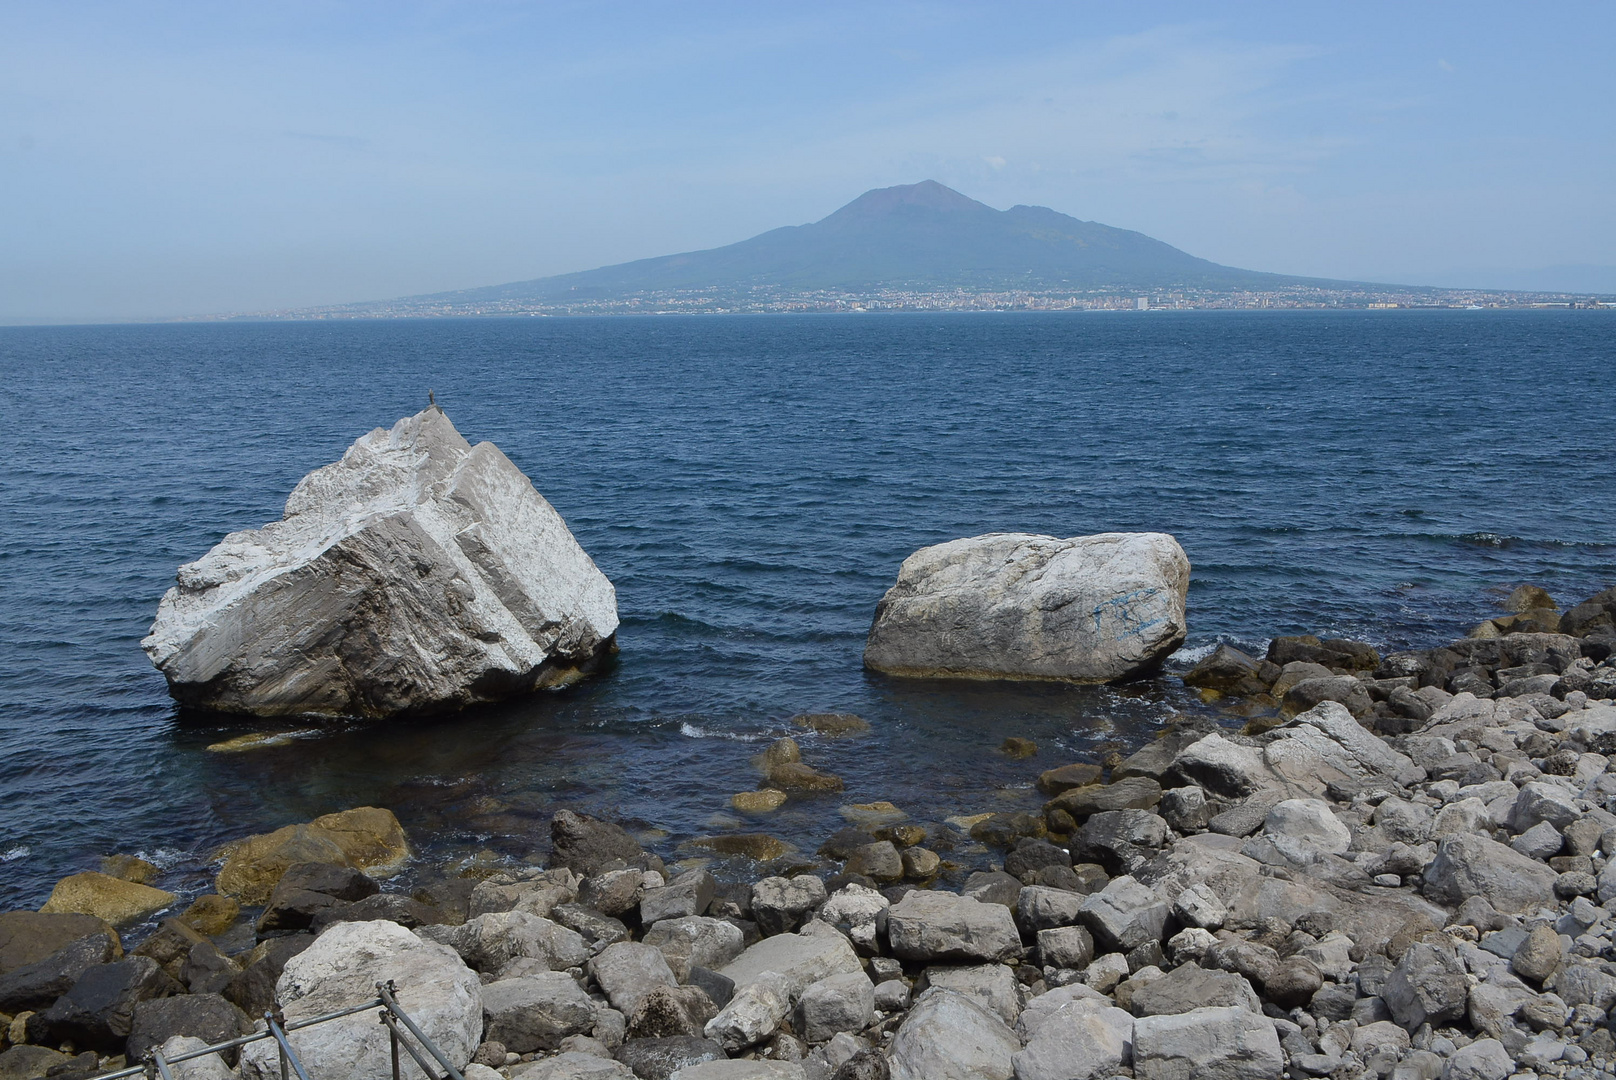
left=377, top=181, right=1333, bottom=312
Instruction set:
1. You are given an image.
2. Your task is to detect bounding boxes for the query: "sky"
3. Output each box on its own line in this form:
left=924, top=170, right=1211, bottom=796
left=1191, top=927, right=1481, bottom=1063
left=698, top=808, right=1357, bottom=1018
left=2, top=2, right=1613, bottom=321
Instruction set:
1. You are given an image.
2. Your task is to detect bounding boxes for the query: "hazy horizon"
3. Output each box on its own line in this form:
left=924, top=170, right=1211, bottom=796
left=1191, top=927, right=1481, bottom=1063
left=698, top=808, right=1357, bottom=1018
left=3, top=2, right=1613, bottom=322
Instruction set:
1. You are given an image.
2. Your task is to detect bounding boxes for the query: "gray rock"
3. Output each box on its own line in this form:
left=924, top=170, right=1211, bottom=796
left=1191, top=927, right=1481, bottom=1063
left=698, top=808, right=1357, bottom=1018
left=180, top=941, right=240, bottom=996
left=641, top=870, right=718, bottom=926
left=471, top=876, right=575, bottom=919
left=1509, top=782, right=1579, bottom=833
left=643, top=917, right=746, bottom=982
left=962, top=871, right=1024, bottom=908
left=552, top=811, right=649, bottom=877
left=0, top=1046, right=73, bottom=1080
left=863, top=532, right=1189, bottom=683
left=419, top=910, right=591, bottom=974
left=818, top=885, right=889, bottom=955
left=1130, top=964, right=1261, bottom=1017
left=889, top=989, right=1019, bottom=1080
left=922, top=963, right=1021, bottom=1026
left=238, top=920, right=481, bottom=1080
left=0, top=926, right=120, bottom=1012
left=688, top=967, right=735, bottom=1009
left=1012, top=998, right=1134, bottom=1080
left=871, top=981, right=912, bottom=1021
left=1291, top=701, right=1421, bottom=782
left=554, top=903, right=632, bottom=949
left=1546, top=958, right=1616, bottom=1010
left=1073, top=810, right=1170, bottom=872
left=1132, top=1006, right=1282, bottom=1080
left=1166, top=735, right=1268, bottom=798
left=1511, top=924, right=1564, bottom=984
left=511, top=1052, right=637, bottom=1079
left=1423, top=833, right=1560, bottom=913
left=797, top=971, right=875, bottom=1042
left=844, top=842, right=904, bottom=883
left=1017, top=886, right=1086, bottom=932
left=1046, top=777, right=1164, bottom=820
left=589, top=942, right=680, bottom=1016
left=1158, top=786, right=1210, bottom=834
left=1383, top=941, right=1468, bottom=1030
left=752, top=876, right=829, bottom=937
left=1349, top=1020, right=1410, bottom=1057
left=1282, top=676, right=1373, bottom=718
left=887, top=890, right=1021, bottom=963
left=30, top=956, right=178, bottom=1053
left=616, top=1036, right=726, bottom=1080
left=1084, top=953, right=1131, bottom=994
left=482, top=972, right=598, bottom=1051
left=1441, top=1038, right=1512, bottom=1080
left=126, top=992, right=252, bottom=1065
left=1169, top=883, right=1226, bottom=931
left=1263, top=958, right=1323, bottom=1010
left=1261, top=799, right=1351, bottom=864
left=1429, top=798, right=1492, bottom=841
left=143, top=407, right=618, bottom=718
left=704, top=970, right=791, bottom=1051
left=1078, top=876, right=1170, bottom=953
left=580, top=869, right=646, bottom=917
left=629, top=985, right=720, bottom=1040
left=719, top=925, right=862, bottom=1002
left=669, top=1062, right=808, bottom=1080
left=155, top=1035, right=238, bottom=1080
left=1037, top=926, right=1095, bottom=970
left=1509, top=821, right=1564, bottom=860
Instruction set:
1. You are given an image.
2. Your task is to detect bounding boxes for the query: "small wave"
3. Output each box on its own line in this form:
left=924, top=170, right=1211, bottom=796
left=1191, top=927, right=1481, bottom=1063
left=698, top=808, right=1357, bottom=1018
left=130, top=847, right=190, bottom=869
left=1169, top=642, right=1220, bottom=664
left=678, top=722, right=764, bottom=742
left=1, top=846, right=29, bottom=863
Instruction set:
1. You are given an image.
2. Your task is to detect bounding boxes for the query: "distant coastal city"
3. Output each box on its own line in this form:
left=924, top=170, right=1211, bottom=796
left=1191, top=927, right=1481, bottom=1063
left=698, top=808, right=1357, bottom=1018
left=238, top=282, right=1616, bottom=320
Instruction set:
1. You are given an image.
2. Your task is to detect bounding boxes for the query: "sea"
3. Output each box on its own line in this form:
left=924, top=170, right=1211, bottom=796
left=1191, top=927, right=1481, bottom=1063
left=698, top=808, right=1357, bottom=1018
left=2, top=310, right=1613, bottom=912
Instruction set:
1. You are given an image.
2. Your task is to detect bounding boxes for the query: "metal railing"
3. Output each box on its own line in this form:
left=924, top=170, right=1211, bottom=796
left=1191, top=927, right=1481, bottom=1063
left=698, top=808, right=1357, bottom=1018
left=87, top=981, right=468, bottom=1080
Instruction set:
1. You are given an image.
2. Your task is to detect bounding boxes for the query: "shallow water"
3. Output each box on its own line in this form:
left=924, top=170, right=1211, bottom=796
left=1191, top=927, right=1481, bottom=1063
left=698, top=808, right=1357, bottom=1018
left=1, top=310, right=1612, bottom=908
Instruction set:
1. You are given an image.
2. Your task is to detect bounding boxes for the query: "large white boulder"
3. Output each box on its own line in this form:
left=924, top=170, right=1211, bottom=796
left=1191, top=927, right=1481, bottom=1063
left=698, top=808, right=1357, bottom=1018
left=143, top=407, right=618, bottom=718
left=239, top=920, right=481, bottom=1080
left=864, top=532, right=1189, bottom=682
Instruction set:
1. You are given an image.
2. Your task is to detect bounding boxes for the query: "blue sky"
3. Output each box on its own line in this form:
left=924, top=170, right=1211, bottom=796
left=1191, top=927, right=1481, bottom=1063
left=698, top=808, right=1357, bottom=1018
left=2, top=2, right=1612, bottom=320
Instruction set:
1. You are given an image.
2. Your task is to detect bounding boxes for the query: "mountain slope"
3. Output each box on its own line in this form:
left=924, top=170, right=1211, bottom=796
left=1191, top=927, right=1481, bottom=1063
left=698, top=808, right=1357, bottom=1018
left=427, top=180, right=1311, bottom=306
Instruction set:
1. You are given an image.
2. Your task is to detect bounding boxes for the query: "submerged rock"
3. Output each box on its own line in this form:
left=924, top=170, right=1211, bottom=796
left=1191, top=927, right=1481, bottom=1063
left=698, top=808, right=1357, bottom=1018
left=863, top=532, right=1189, bottom=683
left=143, top=406, right=618, bottom=719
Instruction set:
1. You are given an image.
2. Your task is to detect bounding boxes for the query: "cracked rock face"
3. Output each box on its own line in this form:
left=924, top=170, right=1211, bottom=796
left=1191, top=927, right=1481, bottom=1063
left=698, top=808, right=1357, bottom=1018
left=142, top=408, right=618, bottom=719
left=863, top=532, right=1189, bottom=683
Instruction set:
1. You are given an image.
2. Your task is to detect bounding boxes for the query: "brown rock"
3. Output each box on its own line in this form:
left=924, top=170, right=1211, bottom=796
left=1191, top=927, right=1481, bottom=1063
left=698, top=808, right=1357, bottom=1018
left=39, top=873, right=176, bottom=926
left=692, top=835, right=792, bottom=861
left=793, top=714, right=870, bottom=737
left=0, top=913, right=117, bottom=976
left=763, top=738, right=802, bottom=769
left=213, top=806, right=408, bottom=903
left=845, top=842, right=903, bottom=882
left=179, top=895, right=240, bottom=937
left=1505, top=585, right=1557, bottom=613
left=1000, top=738, right=1038, bottom=759
left=732, top=790, right=788, bottom=813
left=1044, top=777, right=1162, bottom=820
left=901, top=848, right=940, bottom=880
left=99, top=855, right=160, bottom=885
left=768, top=763, right=845, bottom=792
left=873, top=825, right=927, bottom=849
left=1037, top=764, right=1104, bottom=796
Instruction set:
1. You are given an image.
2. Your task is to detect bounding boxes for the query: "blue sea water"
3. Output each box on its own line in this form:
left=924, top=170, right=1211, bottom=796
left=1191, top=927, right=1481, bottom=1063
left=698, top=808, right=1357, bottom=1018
left=1, top=310, right=1612, bottom=910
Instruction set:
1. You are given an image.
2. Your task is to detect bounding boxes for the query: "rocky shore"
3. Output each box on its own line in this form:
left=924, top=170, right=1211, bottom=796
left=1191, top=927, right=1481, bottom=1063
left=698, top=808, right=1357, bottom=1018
left=5, top=582, right=1616, bottom=1080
